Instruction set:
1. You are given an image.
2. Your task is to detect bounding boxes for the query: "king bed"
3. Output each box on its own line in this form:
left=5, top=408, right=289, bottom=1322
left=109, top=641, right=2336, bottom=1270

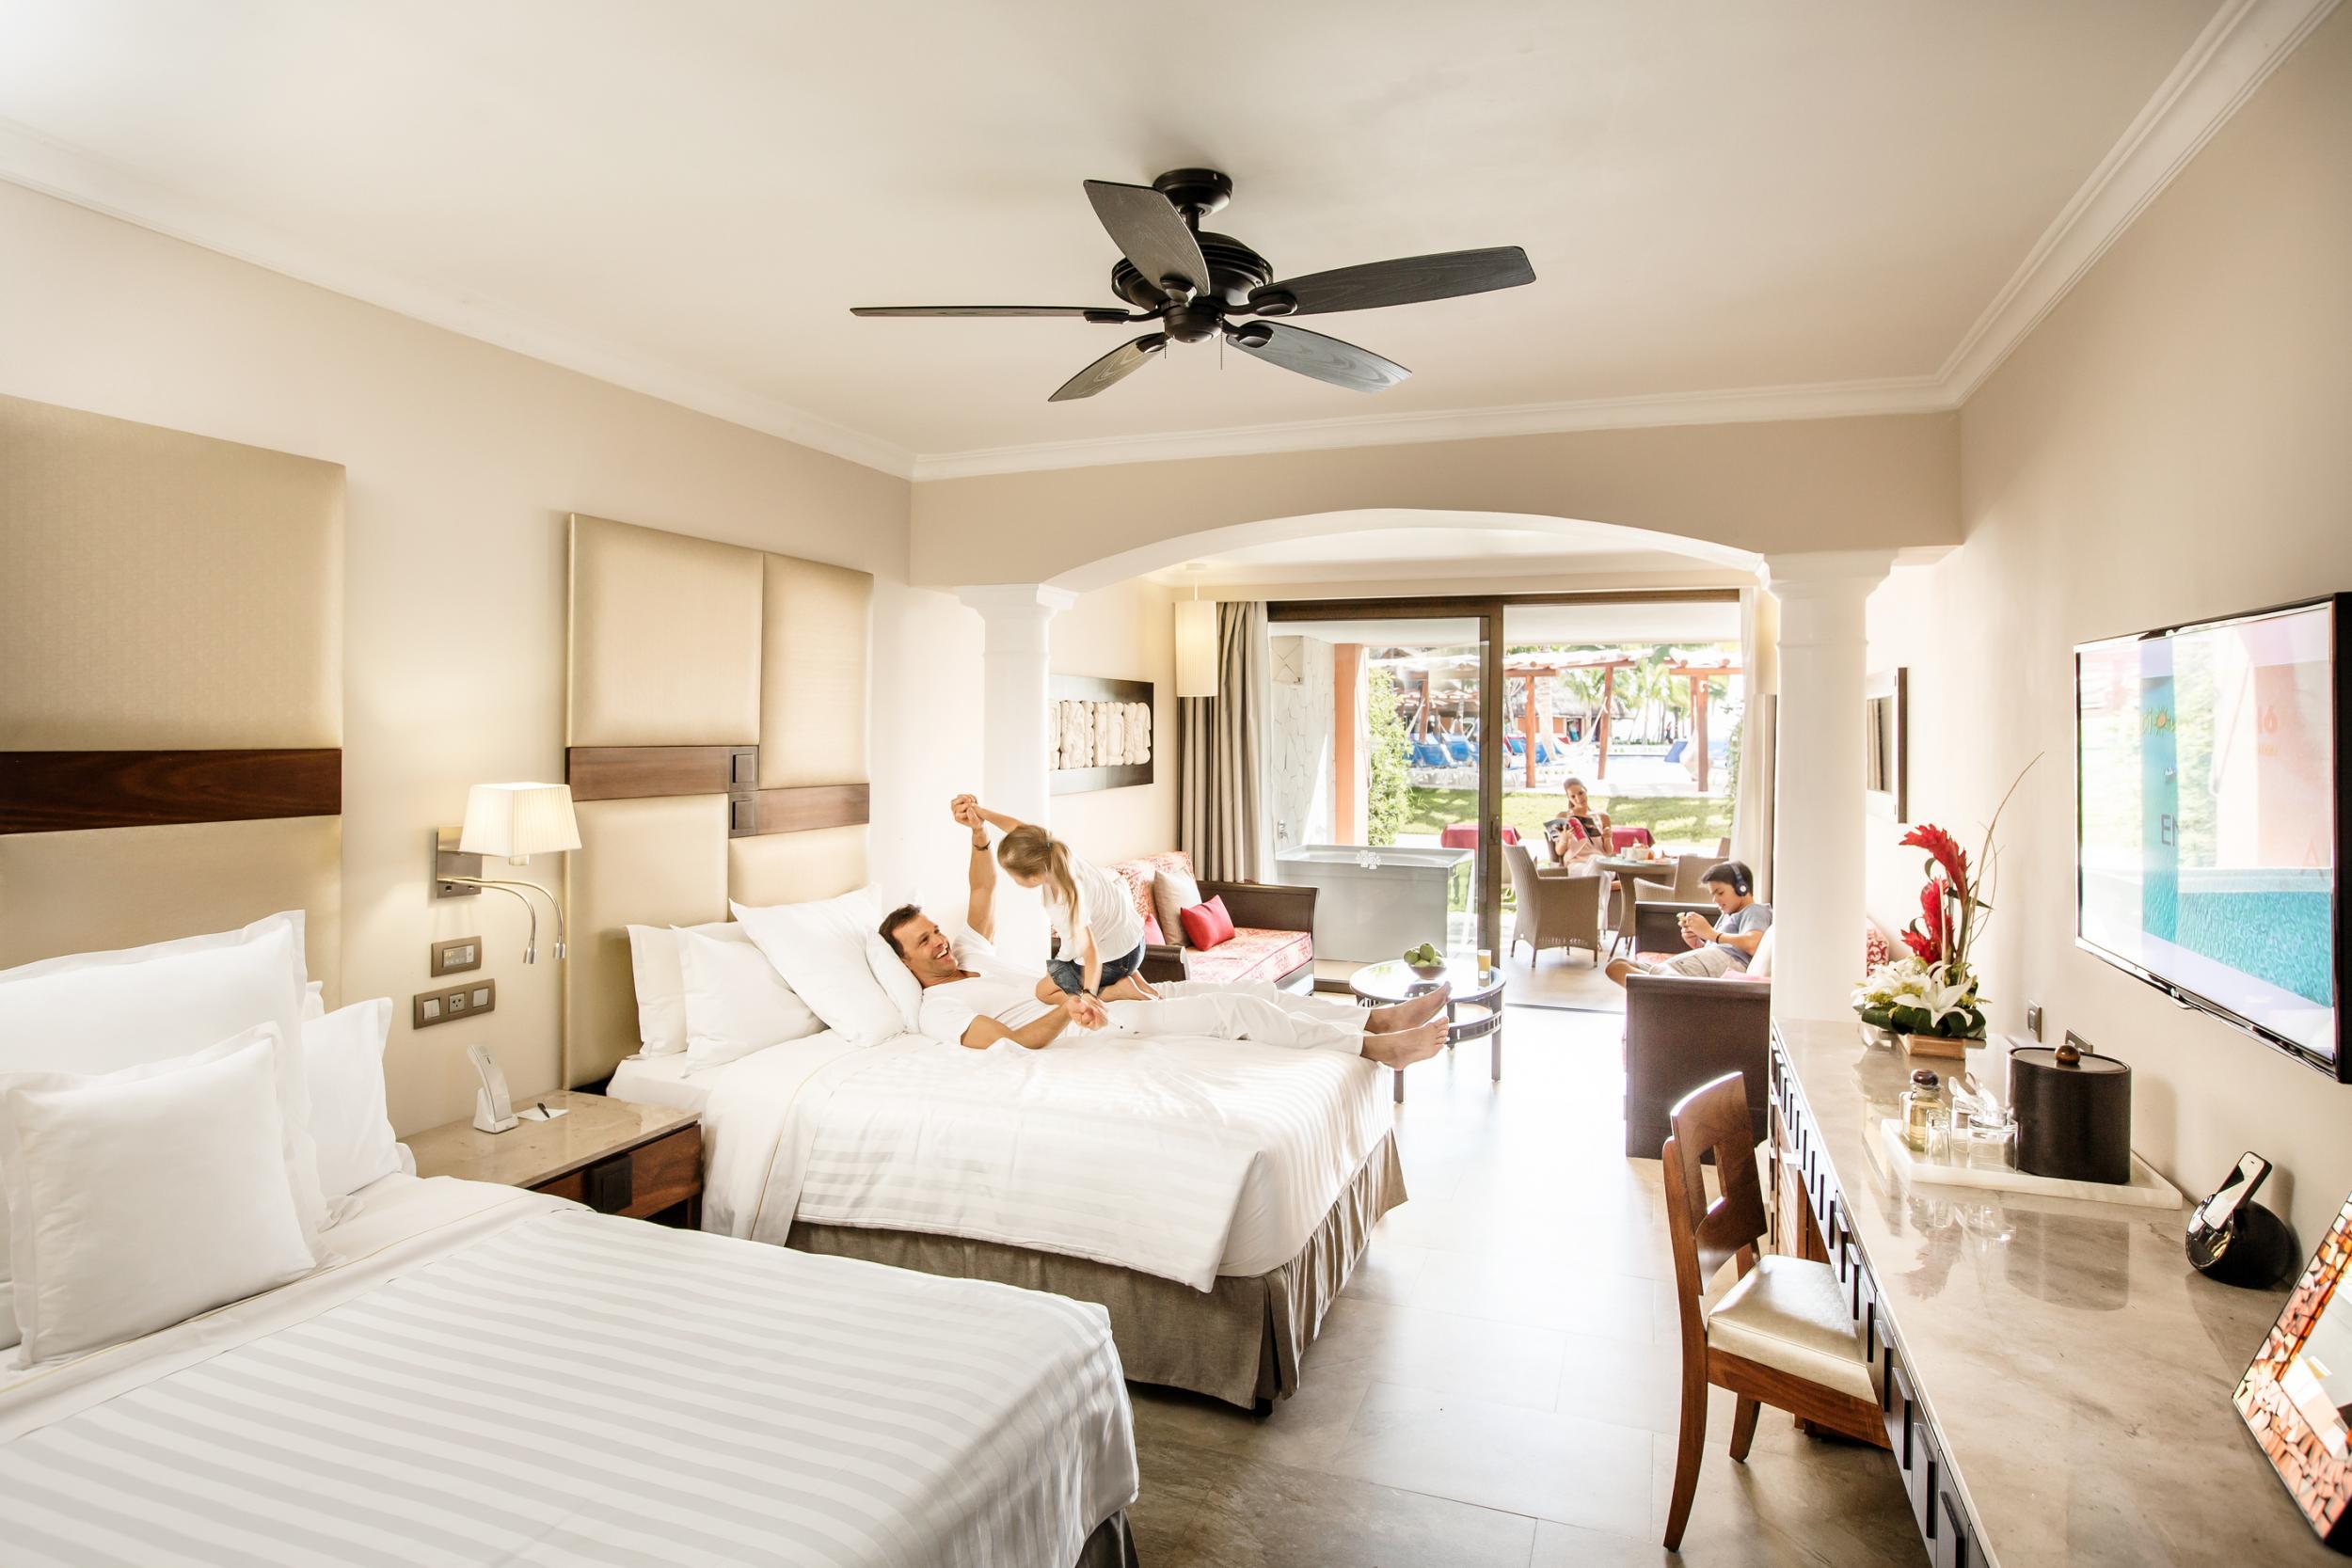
left=558, top=513, right=1405, bottom=1410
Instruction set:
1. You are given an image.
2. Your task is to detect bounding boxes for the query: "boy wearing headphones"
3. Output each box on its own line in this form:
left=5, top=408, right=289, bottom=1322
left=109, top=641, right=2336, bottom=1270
left=1605, top=861, right=1771, bottom=985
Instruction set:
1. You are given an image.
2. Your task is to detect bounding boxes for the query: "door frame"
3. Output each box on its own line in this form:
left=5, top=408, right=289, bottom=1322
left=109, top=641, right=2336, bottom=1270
left=1267, top=589, right=1741, bottom=961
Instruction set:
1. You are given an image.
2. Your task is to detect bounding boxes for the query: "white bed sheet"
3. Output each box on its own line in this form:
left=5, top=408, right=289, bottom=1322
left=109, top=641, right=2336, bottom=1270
left=0, top=1172, right=1136, bottom=1568
left=606, top=1049, right=715, bottom=1114
left=667, top=1025, right=1393, bottom=1291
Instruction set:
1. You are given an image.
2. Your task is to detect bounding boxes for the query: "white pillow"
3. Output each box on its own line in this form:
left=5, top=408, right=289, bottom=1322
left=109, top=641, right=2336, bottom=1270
left=0, top=1025, right=316, bottom=1367
left=0, top=911, right=328, bottom=1347
left=870, top=934, right=922, bottom=1034
left=302, top=999, right=404, bottom=1200
left=1152, top=866, right=1202, bottom=948
left=677, top=927, right=824, bottom=1067
left=301, top=979, right=326, bottom=1022
left=731, top=890, right=905, bottom=1048
left=628, top=920, right=753, bottom=1055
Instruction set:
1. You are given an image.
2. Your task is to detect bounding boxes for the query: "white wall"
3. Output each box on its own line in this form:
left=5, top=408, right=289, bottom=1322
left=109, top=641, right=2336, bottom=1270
left=1047, top=577, right=1180, bottom=861
left=1869, top=7, right=2352, bottom=1243
left=0, top=179, right=982, bottom=1134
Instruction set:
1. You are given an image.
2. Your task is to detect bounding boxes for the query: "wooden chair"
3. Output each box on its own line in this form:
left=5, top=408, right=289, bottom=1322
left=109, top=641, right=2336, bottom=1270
left=1503, top=843, right=1603, bottom=966
left=1660, top=1073, right=1886, bottom=1552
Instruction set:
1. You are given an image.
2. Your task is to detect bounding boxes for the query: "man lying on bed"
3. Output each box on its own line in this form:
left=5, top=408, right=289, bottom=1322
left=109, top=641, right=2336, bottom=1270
left=877, top=799, right=1450, bottom=1068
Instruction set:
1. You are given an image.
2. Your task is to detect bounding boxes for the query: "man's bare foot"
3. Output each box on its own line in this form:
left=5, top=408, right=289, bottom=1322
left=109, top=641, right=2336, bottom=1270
left=1369, top=983, right=1450, bottom=1033
left=1361, top=1019, right=1448, bottom=1069
left=1604, top=958, right=1640, bottom=987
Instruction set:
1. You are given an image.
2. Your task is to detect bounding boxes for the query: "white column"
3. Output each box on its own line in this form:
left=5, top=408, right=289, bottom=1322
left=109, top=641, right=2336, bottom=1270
left=1763, top=550, right=1894, bottom=1021
left=956, top=583, right=1076, bottom=964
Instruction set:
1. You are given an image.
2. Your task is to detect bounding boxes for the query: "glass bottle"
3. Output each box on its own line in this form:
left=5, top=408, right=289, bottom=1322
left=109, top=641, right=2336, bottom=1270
left=1902, top=1069, right=1948, bottom=1155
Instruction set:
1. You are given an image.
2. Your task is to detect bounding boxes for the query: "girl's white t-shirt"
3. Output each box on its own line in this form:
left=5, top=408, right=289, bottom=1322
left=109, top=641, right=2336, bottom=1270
left=1048, top=852, right=1146, bottom=965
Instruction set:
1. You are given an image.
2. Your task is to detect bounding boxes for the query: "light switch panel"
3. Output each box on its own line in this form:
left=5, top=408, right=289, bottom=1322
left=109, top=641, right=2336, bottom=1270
left=431, top=937, right=482, bottom=976
left=413, top=978, right=496, bottom=1030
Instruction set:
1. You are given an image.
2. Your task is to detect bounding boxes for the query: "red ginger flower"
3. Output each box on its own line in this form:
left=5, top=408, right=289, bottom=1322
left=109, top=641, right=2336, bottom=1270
left=1899, top=824, right=1970, bottom=893
left=1903, top=879, right=1947, bottom=963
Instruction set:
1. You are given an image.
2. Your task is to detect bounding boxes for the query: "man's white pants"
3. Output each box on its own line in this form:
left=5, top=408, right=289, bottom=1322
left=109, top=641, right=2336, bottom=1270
left=1102, top=978, right=1367, bottom=1055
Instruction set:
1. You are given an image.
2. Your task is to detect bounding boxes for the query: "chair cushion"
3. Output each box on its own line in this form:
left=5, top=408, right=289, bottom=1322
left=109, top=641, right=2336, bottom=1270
left=1182, top=927, right=1311, bottom=987
left=1705, top=1255, right=1872, bottom=1402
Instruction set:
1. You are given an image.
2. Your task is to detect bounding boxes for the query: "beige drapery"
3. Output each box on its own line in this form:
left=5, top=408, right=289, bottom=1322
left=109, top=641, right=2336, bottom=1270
left=1178, top=599, right=1272, bottom=881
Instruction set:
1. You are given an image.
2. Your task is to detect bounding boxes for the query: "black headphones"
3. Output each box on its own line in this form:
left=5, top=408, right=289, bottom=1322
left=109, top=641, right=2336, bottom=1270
left=1709, top=861, right=1753, bottom=896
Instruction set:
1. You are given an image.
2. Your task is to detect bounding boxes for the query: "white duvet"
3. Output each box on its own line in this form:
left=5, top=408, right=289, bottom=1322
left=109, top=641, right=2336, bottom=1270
left=689, top=1026, right=1394, bottom=1292
left=0, top=1175, right=1137, bottom=1568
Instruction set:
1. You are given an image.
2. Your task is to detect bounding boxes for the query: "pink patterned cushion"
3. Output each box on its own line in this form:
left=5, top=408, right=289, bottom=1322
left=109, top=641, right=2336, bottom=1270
left=1105, top=858, right=1160, bottom=934
left=1181, top=927, right=1312, bottom=987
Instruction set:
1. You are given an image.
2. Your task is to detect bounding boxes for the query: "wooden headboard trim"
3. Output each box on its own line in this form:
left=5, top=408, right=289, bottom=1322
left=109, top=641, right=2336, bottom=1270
left=565, top=746, right=866, bottom=836
left=0, top=749, right=342, bottom=834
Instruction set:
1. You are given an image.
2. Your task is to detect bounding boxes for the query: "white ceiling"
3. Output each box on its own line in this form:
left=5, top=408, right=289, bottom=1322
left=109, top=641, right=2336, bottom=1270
left=3, top=0, right=2302, bottom=480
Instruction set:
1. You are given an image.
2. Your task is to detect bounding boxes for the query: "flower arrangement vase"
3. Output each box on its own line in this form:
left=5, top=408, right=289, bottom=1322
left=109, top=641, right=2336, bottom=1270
left=1901, top=1033, right=1983, bottom=1061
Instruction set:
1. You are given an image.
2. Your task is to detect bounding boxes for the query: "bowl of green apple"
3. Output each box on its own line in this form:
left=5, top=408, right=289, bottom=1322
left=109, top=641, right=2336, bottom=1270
left=1402, top=942, right=1449, bottom=979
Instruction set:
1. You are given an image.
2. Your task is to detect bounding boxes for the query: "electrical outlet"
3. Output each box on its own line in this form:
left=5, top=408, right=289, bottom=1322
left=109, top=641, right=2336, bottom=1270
left=2026, top=1003, right=2043, bottom=1040
left=431, top=937, right=482, bottom=976
left=413, top=977, right=495, bottom=1030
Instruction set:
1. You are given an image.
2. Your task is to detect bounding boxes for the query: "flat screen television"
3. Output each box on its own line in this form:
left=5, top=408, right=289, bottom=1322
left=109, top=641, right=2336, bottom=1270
left=2075, top=594, right=2346, bottom=1080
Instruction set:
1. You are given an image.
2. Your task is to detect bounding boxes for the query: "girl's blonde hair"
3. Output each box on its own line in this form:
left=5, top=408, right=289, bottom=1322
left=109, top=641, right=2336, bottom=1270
left=997, top=825, right=1080, bottom=925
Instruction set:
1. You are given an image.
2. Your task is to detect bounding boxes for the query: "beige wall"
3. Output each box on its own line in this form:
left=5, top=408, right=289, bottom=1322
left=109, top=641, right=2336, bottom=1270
left=1048, top=578, right=1180, bottom=860
left=0, top=180, right=982, bottom=1135
left=1868, top=8, right=2352, bottom=1243
left=912, top=413, right=1961, bottom=590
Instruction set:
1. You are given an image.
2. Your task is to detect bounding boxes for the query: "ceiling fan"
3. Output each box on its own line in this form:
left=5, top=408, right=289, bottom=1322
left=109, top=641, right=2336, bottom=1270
left=851, top=167, right=1534, bottom=403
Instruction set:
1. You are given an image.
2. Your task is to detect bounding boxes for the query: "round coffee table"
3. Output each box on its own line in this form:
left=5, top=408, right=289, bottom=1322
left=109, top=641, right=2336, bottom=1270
left=1347, top=958, right=1507, bottom=1102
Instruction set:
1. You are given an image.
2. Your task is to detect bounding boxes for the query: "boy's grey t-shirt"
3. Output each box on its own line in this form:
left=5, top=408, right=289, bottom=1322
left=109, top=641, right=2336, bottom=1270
left=1711, top=902, right=1772, bottom=969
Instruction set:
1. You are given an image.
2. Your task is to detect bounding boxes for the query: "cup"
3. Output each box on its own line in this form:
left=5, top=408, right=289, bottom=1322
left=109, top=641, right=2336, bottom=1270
left=1476, top=947, right=1492, bottom=981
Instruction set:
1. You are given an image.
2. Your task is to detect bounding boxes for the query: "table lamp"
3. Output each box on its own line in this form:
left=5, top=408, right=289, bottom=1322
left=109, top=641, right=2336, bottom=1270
left=433, top=782, right=580, bottom=961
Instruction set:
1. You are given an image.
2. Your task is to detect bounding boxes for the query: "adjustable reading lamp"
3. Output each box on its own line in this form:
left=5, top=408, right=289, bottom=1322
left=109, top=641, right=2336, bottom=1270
left=432, top=782, right=580, bottom=961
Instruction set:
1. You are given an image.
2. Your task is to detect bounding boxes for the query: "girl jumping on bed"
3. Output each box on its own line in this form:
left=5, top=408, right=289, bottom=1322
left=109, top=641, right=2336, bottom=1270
left=961, top=800, right=1152, bottom=1000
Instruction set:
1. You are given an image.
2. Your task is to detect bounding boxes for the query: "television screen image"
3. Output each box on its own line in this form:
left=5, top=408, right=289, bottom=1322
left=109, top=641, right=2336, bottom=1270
left=2076, top=596, right=2341, bottom=1072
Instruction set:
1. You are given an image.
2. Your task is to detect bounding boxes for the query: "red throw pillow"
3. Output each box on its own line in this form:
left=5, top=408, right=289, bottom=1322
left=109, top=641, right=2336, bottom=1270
left=1179, top=895, right=1235, bottom=951
left=1142, top=911, right=1165, bottom=945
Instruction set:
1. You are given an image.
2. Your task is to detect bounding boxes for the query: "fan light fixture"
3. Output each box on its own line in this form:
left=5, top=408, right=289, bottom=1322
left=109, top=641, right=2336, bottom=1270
left=852, top=167, right=1534, bottom=404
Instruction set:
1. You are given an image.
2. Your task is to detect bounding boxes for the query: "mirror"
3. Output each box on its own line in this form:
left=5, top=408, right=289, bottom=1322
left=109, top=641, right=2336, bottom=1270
left=2236, top=1188, right=2352, bottom=1545
left=1864, top=667, right=1908, bottom=821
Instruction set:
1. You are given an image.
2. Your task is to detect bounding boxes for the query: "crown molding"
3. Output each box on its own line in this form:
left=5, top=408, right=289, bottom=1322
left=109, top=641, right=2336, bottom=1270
left=2, top=0, right=2331, bottom=487
left=0, top=117, right=919, bottom=480
left=907, top=374, right=1951, bottom=482
left=1933, top=0, right=2341, bottom=401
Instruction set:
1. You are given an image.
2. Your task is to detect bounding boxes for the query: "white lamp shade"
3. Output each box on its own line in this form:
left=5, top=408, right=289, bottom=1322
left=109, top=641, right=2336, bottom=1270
left=1174, top=598, right=1219, bottom=698
left=458, top=783, right=580, bottom=858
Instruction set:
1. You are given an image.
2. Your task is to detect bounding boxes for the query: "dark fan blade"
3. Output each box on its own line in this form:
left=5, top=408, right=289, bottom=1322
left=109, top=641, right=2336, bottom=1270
left=1250, top=245, right=1534, bottom=317
left=1227, top=322, right=1409, bottom=393
left=1049, top=332, right=1167, bottom=403
left=851, top=305, right=1132, bottom=321
left=1083, top=181, right=1209, bottom=296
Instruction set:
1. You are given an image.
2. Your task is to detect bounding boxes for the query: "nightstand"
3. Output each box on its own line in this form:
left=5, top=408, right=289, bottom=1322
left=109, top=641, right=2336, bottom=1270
left=405, top=1089, right=702, bottom=1227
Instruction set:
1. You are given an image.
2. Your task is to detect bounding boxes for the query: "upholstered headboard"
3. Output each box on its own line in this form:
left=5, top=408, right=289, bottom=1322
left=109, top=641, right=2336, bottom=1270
left=0, top=394, right=344, bottom=989
left=564, top=515, right=871, bottom=1085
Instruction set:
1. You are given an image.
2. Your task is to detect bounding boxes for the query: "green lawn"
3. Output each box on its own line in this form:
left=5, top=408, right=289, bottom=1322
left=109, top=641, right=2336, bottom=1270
left=1402, top=787, right=1734, bottom=852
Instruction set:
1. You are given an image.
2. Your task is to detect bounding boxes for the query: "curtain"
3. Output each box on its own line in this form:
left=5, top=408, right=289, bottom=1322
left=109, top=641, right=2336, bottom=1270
left=1733, top=584, right=1779, bottom=903
left=1178, top=600, right=1272, bottom=881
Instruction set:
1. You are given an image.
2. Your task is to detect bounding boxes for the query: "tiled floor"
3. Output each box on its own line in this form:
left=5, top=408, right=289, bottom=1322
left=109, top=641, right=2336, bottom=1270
left=1123, top=1005, right=1922, bottom=1568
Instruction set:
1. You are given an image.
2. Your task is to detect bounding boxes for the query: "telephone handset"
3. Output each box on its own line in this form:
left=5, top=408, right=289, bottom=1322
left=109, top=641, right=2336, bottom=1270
left=468, top=1044, right=517, bottom=1132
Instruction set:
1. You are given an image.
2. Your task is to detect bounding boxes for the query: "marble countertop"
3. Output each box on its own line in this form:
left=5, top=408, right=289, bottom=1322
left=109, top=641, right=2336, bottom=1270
left=1772, top=1015, right=2332, bottom=1567
left=405, top=1089, right=698, bottom=1188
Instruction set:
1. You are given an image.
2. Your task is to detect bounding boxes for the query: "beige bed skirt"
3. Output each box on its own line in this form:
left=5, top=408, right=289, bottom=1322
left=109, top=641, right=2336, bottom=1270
left=1077, top=1510, right=1138, bottom=1568
left=787, top=1132, right=1407, bottom=1411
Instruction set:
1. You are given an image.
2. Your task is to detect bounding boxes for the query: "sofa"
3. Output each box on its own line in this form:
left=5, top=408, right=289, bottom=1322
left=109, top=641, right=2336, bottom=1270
left=1103, top=850, right=1318, bottom=992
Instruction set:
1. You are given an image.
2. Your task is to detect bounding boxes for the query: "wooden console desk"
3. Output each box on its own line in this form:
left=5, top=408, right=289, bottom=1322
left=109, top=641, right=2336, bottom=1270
left=1769, top=1017, right=2334, bottom=1567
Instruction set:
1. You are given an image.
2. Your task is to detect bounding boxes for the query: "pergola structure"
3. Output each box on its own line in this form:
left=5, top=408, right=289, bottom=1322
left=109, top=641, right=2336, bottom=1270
left=1503, top=655, right=1638, bottom=785
left=1662, top=661, right=1742, bottom=792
